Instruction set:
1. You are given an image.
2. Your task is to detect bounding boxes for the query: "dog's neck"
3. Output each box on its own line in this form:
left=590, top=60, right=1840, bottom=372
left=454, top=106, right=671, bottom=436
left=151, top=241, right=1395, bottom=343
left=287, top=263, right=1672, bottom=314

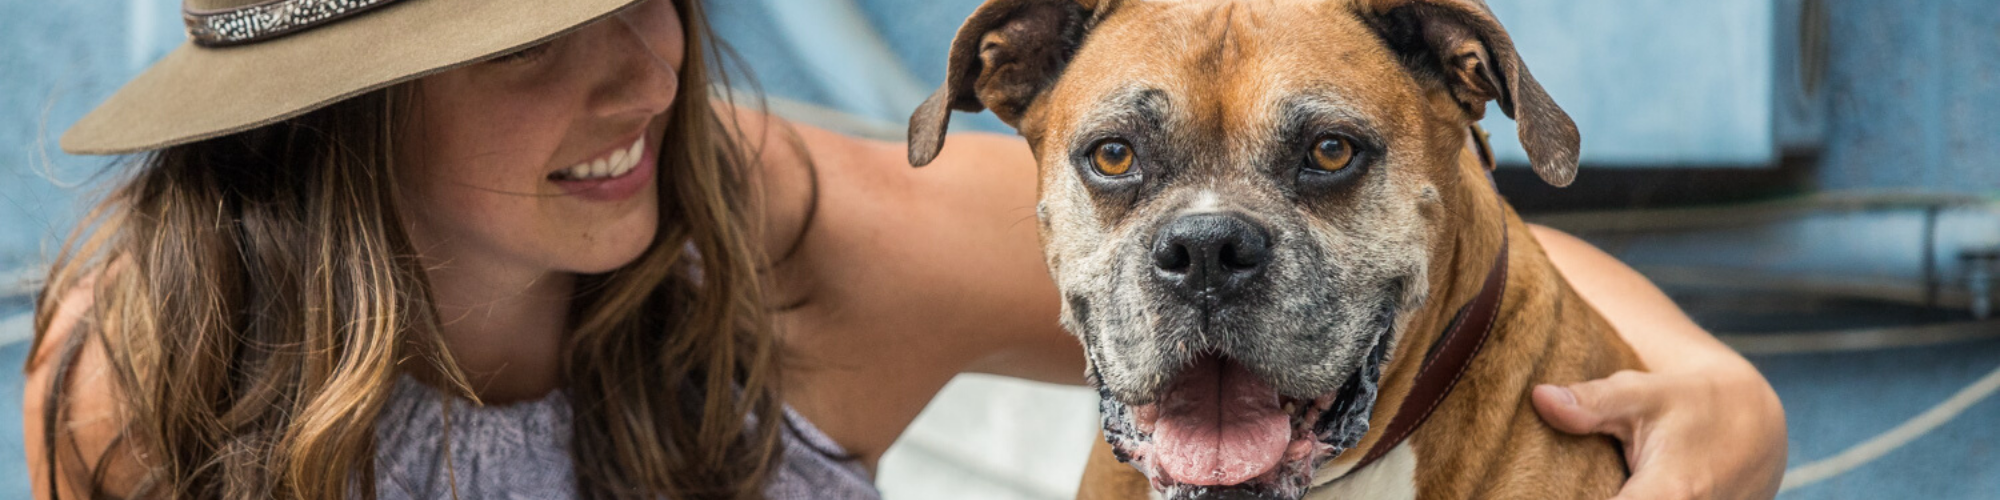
left=1395, top=124, right=1511, bottom=352
left=1423, top=125, right=1512, bottom=348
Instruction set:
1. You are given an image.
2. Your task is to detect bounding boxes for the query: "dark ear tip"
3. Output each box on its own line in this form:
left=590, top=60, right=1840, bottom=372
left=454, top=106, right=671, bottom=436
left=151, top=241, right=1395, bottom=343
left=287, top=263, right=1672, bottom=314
left=1530, top=132, right=1579, bottom=187
left=906, top=129, right=943, bottom=167
left=1520, top=99, right=1580, bottom=188
left=1536, top=162, right=1576, bottom=187
left=908, top=92, right=953, bottom=167
left=908, top=144, right=940, bottom=167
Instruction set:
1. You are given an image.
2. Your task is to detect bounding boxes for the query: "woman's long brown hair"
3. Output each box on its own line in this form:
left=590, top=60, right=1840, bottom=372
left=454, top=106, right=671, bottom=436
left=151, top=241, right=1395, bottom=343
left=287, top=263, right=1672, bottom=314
left=27, top=0, right=786, bottom=498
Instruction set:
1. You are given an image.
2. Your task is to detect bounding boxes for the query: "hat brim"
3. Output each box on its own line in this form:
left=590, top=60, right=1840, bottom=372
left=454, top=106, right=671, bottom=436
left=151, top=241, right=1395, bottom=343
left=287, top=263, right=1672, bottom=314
left=61, top=0, right=644, bottom=155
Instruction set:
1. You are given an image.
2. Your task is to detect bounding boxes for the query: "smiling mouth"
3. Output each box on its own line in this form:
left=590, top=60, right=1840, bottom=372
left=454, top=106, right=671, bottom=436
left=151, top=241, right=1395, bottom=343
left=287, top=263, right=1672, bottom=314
left=1102, top=339, right=1390, bottom=500
left=549, top=135, right=646, bottom=181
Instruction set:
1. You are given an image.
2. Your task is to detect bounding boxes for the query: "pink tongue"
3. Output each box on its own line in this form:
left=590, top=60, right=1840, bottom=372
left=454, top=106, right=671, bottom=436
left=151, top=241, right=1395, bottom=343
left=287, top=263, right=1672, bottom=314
left=1152, top=356, right=1291, bottom=486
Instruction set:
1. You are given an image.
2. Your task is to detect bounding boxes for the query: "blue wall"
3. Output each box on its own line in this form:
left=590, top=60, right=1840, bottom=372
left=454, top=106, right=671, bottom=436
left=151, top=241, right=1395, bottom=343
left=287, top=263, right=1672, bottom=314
left=1817, top=0, right=2000, bottom=192
left=0, top=0, right=181, bottom=272
left=1479, top=0, right=1778, bottom=166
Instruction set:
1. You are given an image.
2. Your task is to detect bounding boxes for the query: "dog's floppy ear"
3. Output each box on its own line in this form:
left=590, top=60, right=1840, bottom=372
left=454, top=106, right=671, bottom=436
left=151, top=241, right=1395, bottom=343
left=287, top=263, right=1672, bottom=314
left=1365, top=0, right=1579, bottom=186
left=908, top=0, right=1101, bottom=167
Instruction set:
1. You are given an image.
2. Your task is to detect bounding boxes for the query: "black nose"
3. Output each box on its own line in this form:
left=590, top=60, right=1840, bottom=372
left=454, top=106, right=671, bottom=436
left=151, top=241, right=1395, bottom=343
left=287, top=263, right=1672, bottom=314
left=1151, top=213, right=1272, bottom=300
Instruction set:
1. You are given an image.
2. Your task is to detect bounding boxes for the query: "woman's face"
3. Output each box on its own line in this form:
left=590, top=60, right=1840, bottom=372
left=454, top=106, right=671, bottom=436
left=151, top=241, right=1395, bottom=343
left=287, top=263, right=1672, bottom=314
left=399, top=0, right=686, bottom=277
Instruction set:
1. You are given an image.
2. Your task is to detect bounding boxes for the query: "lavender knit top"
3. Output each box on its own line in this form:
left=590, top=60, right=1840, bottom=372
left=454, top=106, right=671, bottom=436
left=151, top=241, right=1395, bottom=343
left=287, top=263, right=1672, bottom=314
left=371, top=375, right=880, bottom=499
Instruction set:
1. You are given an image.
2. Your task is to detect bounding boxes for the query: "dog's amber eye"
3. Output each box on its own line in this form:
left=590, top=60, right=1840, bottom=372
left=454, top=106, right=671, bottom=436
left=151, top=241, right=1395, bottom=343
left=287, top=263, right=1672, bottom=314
left=1310, top=136, right=1355, bottom=173
left=1092, top=140, right=1136, bottom=176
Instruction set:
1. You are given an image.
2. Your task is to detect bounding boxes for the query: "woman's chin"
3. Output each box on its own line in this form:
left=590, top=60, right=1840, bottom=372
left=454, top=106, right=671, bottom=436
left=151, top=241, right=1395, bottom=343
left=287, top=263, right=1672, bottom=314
left=564, top=241, right=656, bottom=275
left=557, top=203, right=659, bottom=275
left=557, top=230, right=657, bottom=276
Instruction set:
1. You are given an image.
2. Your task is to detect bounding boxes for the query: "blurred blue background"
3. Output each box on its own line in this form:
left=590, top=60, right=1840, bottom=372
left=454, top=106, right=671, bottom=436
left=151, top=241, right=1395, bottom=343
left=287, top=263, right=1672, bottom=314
left=3, top=0, right=1997, bottom=498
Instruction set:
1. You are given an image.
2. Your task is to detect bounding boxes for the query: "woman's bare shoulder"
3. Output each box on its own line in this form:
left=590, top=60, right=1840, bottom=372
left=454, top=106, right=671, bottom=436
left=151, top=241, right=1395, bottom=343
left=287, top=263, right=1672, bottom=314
left=713, top=101, right=1034, bottom=258
left=712, top=102, right=842, bottom=261
left=23, top=272, right=146, bottom=499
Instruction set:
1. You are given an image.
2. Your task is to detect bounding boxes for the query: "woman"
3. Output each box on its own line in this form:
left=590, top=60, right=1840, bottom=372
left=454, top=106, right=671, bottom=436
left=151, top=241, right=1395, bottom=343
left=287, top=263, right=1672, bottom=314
left=23, top=0, right=1784, bottom=499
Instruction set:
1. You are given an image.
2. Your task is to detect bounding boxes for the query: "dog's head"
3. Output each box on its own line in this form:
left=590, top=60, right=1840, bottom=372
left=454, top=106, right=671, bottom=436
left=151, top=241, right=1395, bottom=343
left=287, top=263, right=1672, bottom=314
left=910, top=1, right=1575, bottom=497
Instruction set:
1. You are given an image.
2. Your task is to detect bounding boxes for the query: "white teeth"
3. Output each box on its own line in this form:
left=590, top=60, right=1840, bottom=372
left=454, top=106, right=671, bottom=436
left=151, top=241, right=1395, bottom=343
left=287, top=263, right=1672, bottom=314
left=554, top=136, right=647, bottom=181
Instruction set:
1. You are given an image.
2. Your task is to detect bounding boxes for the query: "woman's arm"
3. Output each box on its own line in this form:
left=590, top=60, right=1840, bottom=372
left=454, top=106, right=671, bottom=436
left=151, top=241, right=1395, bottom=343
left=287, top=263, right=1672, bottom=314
left=23, top=278, right=148, bottom=500
left=735, top=109, right=1080, bottom=465
left=738, top=108, right=1080, bottom=382
left=1529, top=225, right=1787, bottom=500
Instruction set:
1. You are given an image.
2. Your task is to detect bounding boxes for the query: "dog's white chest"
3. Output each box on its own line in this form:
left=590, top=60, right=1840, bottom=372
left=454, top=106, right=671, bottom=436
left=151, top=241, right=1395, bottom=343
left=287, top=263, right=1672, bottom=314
left=1303, top=443, right=1418, bottom=500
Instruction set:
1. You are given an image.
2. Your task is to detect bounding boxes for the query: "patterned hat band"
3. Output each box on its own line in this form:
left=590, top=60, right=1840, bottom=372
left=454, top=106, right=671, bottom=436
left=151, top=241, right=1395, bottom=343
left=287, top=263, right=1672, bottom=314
left=184, top=0, right=407, bottom=47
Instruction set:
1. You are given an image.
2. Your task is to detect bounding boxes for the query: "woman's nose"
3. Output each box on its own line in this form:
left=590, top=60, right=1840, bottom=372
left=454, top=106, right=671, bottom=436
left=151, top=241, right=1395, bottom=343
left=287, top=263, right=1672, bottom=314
left=588, top=19, right=681, bottom=120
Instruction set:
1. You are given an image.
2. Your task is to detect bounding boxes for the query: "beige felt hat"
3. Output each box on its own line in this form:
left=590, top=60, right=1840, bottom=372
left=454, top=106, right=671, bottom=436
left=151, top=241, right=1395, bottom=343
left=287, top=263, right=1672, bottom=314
left=61, top=0, right=644, bottom=155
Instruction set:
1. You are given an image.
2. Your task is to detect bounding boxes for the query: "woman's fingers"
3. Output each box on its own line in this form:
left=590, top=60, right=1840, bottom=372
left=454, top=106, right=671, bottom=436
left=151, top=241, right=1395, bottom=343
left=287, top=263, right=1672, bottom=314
left=1532, top=370, right=1661, bottom=441
left=1531, top=384, right=1601, bottom=435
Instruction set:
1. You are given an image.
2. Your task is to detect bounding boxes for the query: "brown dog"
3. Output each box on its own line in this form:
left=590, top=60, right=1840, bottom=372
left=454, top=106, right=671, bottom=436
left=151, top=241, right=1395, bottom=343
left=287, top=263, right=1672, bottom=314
left=908, top=0, right=1642, bottom=498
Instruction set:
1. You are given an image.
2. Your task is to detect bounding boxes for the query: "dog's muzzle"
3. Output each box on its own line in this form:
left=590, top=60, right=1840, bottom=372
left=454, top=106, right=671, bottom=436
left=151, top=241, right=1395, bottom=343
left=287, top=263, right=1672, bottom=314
left=1083, top=209, right=1407, bottom=499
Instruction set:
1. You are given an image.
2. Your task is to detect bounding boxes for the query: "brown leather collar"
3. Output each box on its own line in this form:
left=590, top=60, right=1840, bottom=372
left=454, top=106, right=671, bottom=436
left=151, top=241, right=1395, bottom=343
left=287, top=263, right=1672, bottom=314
left=1350, top=125, right=1510, bottom=470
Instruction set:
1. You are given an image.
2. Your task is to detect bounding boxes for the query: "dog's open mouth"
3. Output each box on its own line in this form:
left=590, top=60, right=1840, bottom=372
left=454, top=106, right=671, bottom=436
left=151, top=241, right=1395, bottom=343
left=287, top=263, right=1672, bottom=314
left=1100, top=339, right=1391, bottom=499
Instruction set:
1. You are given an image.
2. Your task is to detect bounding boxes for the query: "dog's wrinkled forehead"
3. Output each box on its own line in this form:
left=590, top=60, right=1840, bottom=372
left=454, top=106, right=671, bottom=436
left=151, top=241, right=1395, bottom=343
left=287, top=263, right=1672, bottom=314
left=908, top=0, right=1578, bottom=186
left=1029, top=0, right=1427, bottom=156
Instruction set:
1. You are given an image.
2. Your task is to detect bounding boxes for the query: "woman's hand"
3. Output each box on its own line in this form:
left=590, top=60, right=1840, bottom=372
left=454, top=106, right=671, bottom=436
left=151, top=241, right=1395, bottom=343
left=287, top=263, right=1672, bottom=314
left=1529, top=225, right=1787, bottom=500
left=1531, top=364, right=1786, bottom=499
